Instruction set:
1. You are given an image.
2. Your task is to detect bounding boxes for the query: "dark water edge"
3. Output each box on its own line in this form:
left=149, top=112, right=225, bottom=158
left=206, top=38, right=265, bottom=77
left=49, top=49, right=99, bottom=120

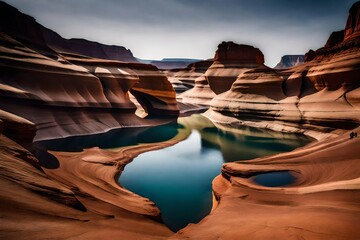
left=253, top=171, right=296, bottom=187
left=119, top=114, right=312, bottom=232
left=33, top=114, right=312, bottom=232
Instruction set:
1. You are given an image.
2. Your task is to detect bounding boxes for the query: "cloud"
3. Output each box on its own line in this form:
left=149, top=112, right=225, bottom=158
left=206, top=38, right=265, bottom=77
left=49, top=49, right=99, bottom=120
left=4, top=0, right=358, bottom=66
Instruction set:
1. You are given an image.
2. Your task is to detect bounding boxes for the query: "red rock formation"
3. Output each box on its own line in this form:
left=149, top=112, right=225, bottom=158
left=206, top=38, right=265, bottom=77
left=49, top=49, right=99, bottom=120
left=173, top=127, right=360, bottom=240
left=206, top=2, right=360, bottom=132
left=174, top=4, right=360, bottom=239
left=214, top=41, right=264, bottom=64
left=0, top=2, right=179, bottom=140
left=208, top=42, right=265, bottom=95
left=0, top=108, right=173, bottom=239
left=0, top=32, right=178, bottom=140
left=324, top=30, right=344, bottom=48
left=344, top=1, right=360, bottom=41
left=166, top=60, right=213, bottom=93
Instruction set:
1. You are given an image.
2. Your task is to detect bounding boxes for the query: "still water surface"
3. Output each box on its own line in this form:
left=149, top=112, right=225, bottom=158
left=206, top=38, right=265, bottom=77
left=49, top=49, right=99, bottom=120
left=34, top=114, right=311, bottom=232
left=119, top=115, right=311, bottom=231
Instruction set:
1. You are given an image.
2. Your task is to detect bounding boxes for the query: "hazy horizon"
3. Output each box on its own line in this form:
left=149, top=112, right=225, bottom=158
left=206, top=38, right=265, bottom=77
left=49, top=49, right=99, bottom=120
left=4, top=0, right=357, bottom=67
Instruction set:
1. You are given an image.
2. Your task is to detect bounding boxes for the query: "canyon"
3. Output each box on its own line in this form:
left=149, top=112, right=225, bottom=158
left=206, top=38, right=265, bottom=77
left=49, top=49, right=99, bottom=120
left=0, top=1, right=359, bottom=240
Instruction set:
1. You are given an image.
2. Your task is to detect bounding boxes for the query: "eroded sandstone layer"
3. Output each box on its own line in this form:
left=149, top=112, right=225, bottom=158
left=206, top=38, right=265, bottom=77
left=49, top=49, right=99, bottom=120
left=0, top=2, right=178, bottom=141
left=166, top=60, right=213, bottom=93
left=0, top=110, right=174, bottom=239
left=203, top=3, right=360, bottom=133
left=172, top=2, right=360, bottom=239
left=1, top=1, right=360, bottom=239
left=172, top=127, right=360, bottom=240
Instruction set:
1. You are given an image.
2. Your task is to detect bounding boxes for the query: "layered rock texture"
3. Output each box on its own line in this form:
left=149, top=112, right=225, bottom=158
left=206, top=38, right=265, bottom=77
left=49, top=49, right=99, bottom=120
left=0, top=109, right=174, bottom=239
left=274, top=55, right=304, bottom=69
left=173, top=2, right=360, bottom=239
left=201, top=4, right=359, bottom=133
left=0, top=1, right=178, bottom=141
left=173, top=127, right=360, bottom=240
left=1, top=0, right=360, bottom=239
left=166, top=60, right=213, bottom=93
left=0, top=1, right=178, bottom=239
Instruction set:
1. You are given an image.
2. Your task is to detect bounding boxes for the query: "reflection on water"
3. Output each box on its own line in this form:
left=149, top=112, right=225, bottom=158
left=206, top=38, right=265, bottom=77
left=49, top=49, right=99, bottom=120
left=34, top=114, right=311, bottom=232
left=120, top=114, right=312, bottom=232
left=253, top=171, right=296, bottom=187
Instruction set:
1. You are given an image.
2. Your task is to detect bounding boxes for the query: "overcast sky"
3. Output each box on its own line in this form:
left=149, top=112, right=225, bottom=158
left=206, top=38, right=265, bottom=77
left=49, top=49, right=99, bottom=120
left=4, top=0, right=358, bottom=67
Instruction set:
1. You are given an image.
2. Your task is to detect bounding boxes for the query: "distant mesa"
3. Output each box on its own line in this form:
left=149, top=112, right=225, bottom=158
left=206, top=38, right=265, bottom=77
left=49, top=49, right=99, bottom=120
left=145, top=58, right=202, bottom=70
left=214, top=41, right=264, bottom=64
left=42, top=30, right=138, bottom=62
left=274, top=55, right=304, bottom=69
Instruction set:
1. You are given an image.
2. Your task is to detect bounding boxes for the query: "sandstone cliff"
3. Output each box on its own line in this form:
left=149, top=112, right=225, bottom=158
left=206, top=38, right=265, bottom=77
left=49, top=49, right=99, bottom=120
left=166, top=60, right=213, bottom=93
left=173, top=3, right=360, bottom=239
left=172, top=3, right=360, bottom=239
left=205, top=3, right=360, bottom=132
left=0, top=108, right=174, bottom=239
left=0, top=2, right=178, bottom=141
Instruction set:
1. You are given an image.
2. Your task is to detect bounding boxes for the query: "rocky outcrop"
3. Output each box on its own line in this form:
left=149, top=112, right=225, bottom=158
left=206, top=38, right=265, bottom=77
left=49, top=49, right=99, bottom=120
left=178, top=43, right=266, bottom=106
left=344, top=1, right=360, bottom=41
left=0, top=110, right=36, bottom=148
left=207, top=42, right=264, bottom=95
left=274, top=55, right=304, bottom=69
left=325, top=30, right=345, bottom=48
left=205, top=2, right=360, bottom=133
left=173, top=3, right=360, bottom=239
left=0, top=109, right=173, bottom=239
left=0, top=3, right=178, bottom=141
left=166, top=60, right=213, bottom=93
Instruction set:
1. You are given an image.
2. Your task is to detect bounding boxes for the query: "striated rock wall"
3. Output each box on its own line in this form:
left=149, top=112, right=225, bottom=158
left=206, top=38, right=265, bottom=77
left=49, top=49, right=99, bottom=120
left=208, top=42, right=264, bottom=95
left=173, top=127, right=360, bottom=240
left=174, top=3, right=360, bottom=239
left=166, top=60, right=213, bottom=93
left=205, top=3, right=360, bottom=132
left=344, top=1, right=360, bottom=41
left=0, top=2, right=179, bottom=141
left=0, top=108, right=174, bottom=239
left=0, top=32, right=178, bottom=140
left=178, top=43, right=266, bottom=106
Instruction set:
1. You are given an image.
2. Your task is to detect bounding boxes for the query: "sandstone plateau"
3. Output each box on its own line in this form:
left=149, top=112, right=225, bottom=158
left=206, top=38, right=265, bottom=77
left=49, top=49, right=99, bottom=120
left=149, top=58, right=202, bottom=70
left=1, top=0, right=360, bottom=240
